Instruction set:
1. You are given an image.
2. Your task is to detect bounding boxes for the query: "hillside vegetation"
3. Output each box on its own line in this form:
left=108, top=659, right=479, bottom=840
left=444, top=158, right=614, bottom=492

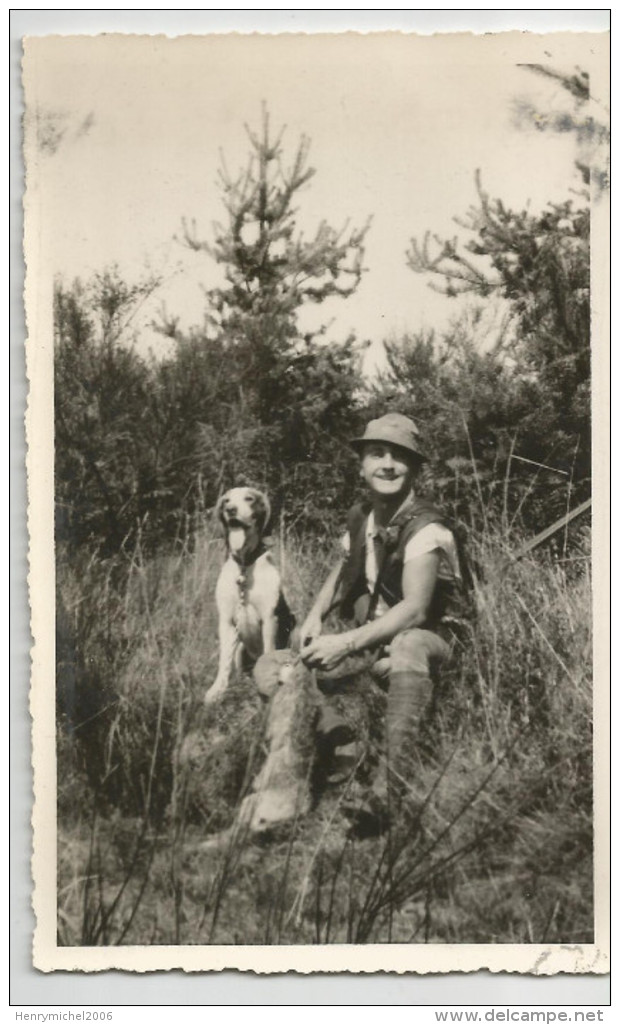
left=53, top=99, right=594, bottom=945
left=56, top=503, right=592, bottom=946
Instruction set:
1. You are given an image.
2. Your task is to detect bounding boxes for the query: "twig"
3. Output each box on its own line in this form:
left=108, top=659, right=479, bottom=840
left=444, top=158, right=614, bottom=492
left=506, top=498, right=591, bottom=566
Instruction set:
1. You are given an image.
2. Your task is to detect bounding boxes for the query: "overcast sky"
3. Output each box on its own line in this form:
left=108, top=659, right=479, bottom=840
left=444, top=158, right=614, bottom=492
left=24, top=29, right=606, bottom=366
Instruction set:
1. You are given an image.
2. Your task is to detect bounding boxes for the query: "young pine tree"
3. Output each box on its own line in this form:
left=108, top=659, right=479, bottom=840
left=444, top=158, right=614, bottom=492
left=177, top=106, right=372, bottom=530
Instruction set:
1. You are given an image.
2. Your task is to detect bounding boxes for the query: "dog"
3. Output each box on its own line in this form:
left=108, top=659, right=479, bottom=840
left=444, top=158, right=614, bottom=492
left=205, top=487, right=296, bottom=705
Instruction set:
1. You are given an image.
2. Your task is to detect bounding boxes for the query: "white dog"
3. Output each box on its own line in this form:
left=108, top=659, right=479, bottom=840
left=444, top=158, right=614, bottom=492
left=205, top=487, right=296, bottom=705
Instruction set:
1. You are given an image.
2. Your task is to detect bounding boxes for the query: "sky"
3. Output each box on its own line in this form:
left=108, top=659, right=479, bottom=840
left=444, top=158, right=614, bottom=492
left=24, top=29, right=606, bottom=369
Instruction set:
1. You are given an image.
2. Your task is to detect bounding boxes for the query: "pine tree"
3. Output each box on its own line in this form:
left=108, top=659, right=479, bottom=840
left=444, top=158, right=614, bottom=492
left=54, top=269, right=160, bottom=554
left=406, top=171, right=590, bottom=507
left=170, top=106, right=371, bottom=531
left=182, top=105, right=369, bottom=422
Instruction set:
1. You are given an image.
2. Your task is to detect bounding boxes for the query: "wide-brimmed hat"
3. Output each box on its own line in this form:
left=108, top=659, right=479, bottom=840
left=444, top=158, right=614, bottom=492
left=351, top=413, right=428, bottom=462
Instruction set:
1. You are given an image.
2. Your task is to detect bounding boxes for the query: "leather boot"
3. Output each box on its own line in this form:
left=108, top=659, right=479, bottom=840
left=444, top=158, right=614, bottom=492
left=345, top=671, right=433, bottom=836
left=383, top=669, right=433, bottom=785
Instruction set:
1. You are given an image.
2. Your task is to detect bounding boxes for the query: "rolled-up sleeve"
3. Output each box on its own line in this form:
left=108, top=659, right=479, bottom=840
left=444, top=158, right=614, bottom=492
left=403, top=523, right=461, bottom=582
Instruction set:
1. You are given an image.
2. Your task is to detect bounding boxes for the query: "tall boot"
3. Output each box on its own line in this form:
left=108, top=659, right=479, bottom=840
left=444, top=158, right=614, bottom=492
left=380, top=669, right=433, bottom=795
left=345, top=671, right=433, bottom=835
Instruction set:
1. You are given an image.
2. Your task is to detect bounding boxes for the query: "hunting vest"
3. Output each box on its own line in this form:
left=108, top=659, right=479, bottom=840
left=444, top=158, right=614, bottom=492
left=338, top=496, right=462, bottom=627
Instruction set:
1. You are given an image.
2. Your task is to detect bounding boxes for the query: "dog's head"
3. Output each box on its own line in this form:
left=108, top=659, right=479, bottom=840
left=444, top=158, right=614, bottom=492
left=216, top=487, right=271, bottom=554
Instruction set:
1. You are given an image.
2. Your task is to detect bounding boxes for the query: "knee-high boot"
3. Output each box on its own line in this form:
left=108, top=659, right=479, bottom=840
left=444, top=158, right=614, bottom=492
left=372, top=669, right=434, bottom=801
left=386, top=670, right=433, bottom=763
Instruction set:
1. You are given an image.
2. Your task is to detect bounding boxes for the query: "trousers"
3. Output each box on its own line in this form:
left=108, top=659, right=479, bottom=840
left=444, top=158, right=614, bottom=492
left=370, top=626, right=451, bottom=684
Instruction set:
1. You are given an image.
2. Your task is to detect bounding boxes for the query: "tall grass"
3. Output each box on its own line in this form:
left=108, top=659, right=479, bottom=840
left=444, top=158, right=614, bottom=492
left=56, top=510, right=593, bottom=946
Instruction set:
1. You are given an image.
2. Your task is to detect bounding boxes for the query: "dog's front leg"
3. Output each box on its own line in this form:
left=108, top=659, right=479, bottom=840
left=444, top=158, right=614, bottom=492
left=261, top=614, right=279, bottom=655
left=205, top=619, right=238, bottom=705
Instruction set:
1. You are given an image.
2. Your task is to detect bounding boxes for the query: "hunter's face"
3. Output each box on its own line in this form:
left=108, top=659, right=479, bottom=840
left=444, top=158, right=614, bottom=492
left=360, top=442, right=418, bottom=500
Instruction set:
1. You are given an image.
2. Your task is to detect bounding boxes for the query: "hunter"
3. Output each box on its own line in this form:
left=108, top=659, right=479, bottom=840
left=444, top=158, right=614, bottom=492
left=301, top=412, right=463, bottom=832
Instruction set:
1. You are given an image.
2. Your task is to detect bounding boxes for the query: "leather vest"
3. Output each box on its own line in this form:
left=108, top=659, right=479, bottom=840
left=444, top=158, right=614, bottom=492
left=338, top=496, right=460, bottom=627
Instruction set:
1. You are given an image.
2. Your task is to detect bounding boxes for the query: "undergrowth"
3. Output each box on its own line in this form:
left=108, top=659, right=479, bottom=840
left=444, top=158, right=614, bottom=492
left=55, top=513, right=593, bottom=946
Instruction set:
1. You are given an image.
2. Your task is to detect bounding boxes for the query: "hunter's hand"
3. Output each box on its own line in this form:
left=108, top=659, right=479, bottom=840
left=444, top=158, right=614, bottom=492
left=302, top=632, right=355, bottom=672
left=300, top=611, right=323, bottom=650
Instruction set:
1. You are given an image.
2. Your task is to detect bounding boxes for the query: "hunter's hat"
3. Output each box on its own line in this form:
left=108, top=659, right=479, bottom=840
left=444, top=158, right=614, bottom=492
left=351, top=412, right=428, bottom=462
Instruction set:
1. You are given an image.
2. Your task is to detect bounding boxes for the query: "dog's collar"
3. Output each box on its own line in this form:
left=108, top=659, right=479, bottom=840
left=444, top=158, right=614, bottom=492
left=231, top=542, right=267, bottom=571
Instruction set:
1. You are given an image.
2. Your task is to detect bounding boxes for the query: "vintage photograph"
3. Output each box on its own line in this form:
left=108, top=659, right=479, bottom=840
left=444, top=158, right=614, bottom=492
left=23, top=27, right=609, bottom=972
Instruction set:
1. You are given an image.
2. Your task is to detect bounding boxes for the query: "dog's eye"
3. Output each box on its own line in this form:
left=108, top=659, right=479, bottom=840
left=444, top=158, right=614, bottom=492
left=247, top=495, right=255, bottom=504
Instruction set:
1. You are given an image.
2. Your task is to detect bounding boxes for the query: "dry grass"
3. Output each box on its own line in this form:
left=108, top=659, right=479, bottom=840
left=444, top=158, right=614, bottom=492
left=56, top=514, right=593, bottom=946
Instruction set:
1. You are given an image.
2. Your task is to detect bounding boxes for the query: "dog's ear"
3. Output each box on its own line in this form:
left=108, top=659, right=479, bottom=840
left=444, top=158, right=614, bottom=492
left=215, top=492, right=229, bottom=531
left=252, top=490, right=271, bottom=534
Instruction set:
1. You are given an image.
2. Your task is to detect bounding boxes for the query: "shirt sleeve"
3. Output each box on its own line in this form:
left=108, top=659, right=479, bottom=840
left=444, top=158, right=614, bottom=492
left=341, top=531, right=351, bottom=555
left=403, top=522, right=461, bottom=582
